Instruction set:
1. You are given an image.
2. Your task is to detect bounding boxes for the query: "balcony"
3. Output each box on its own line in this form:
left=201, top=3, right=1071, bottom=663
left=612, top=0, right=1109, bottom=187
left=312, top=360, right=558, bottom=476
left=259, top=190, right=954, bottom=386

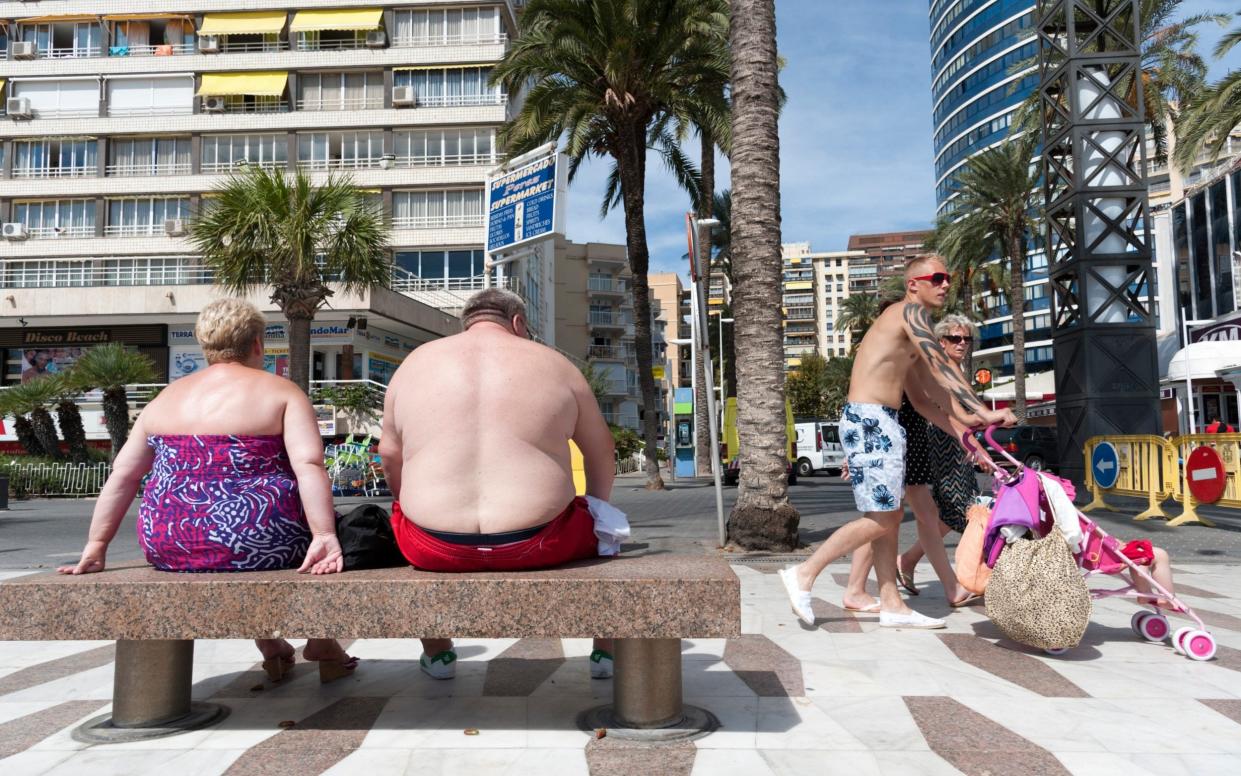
left=588, top=276, right=627, bottom=295
left=589, top=311, right=629, bottom=328
left=391, top=32, right=509, bottom=48
left=295, top=97, right=385, bottom=113
left=19, top=106, right=99, bottom=120
left=1, top=257, right=211, bottom=288
left=587, top=345, right=635, bottom=363
left=21, top=225, right=96, bottom=239
left=107, top=104, right=194, bottom=118
left=106, top=162, right=193, bottom=178
left=12, top=166, right=96, bottom=179
left=212, top=99, right=290, bottom=115
left=108, top=43, right=195, bottom=57
left=390, top=215, right=485, bottom=230
left=298, top=157, right=385, bottom=172
left=412, top=93, right=508, bottom=108
left=220, top=40, right=289, bottom=54
left=393, top=153, right=497, bottom=168
left=104, top=224, right=174, bottom=237
left=200, top=159, right=284, bottom=174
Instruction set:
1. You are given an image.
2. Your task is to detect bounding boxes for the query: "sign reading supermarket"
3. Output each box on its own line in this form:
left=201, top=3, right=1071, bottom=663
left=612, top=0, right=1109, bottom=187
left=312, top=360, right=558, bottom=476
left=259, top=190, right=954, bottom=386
left=487, top=152, right=562, bottom=253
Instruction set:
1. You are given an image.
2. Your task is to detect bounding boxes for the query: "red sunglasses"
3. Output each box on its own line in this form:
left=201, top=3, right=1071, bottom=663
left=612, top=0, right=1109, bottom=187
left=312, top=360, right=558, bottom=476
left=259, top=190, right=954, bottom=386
left=913, top=272, right=952, bottom=286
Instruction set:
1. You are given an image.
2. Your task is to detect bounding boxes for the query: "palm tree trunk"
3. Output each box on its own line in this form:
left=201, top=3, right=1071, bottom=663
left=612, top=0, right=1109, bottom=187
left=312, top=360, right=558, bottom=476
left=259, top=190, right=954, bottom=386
left=101, top=387, right=131, bottom=458
left=618, top=126, right=665, bottom=490
left=287, top=313, right=313, bottom=395
left=55, top=399, right=91, bottom=463
left=1009, top=234, right=1027, bottom=420
left=694, top=129, right=715, bottom=476
left=727, top=0, right=799, bottom=550
left=12, top=416, right=45, bottom=457
left=29, top=408, right=61, bottom=460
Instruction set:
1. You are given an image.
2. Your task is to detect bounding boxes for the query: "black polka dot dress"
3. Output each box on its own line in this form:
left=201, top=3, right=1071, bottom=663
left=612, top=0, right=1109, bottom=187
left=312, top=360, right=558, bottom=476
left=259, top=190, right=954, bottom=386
left=900, top=395, right=934, bottom=486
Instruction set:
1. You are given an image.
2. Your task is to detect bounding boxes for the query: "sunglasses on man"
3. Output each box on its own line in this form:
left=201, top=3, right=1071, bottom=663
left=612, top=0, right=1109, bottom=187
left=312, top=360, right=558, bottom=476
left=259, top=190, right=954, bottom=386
left=912, top=272, right=952, bottom=286
left=941, top=334, right=973, bottom=344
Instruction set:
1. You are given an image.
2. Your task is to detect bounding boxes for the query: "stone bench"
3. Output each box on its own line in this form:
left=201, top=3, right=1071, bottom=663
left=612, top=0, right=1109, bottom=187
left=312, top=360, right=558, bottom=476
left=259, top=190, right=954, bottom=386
left=0, top=556, right=740, bottom=742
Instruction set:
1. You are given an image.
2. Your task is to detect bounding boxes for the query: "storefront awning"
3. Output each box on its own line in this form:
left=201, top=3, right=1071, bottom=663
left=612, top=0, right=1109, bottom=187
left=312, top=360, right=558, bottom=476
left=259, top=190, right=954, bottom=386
left=198, top=12, right=286, bottom=36
left=289, top=8, right=382, bottom=33
left=982, top=370, right=1056, bottom=402
left=1162, top=341, right=1241, bottom=383
left=197, top=71, right=289, bottom=97
left=16, top=15, right=101, bottom=25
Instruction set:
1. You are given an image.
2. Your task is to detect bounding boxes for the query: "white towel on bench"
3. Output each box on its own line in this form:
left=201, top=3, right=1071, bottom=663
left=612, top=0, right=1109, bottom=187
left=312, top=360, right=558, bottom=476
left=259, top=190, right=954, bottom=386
left=586, top=496, right=630, bottom=556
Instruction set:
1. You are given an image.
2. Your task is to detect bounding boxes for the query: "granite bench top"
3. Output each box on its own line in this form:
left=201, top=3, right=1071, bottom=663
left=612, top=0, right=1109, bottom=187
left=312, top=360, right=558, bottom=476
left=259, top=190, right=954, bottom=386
left=0, top=556, right=740, bottom=641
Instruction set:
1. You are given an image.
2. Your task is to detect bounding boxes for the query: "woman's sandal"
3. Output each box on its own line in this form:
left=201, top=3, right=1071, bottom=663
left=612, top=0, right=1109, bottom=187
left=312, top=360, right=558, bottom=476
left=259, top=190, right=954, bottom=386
left=262, top=654, right=295, bottom=682
left=898, top=567, right=919, bottom=596
left=314, top=655, right=360, bottom=684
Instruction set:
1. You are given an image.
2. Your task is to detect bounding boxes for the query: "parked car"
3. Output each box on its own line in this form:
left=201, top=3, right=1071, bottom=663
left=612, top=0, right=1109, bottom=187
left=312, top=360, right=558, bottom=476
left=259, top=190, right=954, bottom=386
left=793, top=419, right=845, bottom=477
left=976, top=425, right=1058, bottom=472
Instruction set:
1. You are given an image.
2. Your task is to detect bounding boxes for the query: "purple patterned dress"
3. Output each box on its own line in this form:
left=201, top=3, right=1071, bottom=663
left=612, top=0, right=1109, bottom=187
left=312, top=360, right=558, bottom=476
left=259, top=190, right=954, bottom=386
left=138, top=435, right=311, bottom=572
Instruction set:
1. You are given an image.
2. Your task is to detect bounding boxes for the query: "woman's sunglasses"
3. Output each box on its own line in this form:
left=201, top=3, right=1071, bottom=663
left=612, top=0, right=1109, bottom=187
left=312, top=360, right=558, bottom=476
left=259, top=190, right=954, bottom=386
left=942, top=335, right=973, bottom=345
left=912, top=272, right=952, bottom=286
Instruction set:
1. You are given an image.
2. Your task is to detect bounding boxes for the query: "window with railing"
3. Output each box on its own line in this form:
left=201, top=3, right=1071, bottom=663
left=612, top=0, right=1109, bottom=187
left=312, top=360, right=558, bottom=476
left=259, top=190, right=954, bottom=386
left=392, top=128, right=496, bottom=166
left=393, top=66, right=503, bottom=107
left=219, top=95, right=288, bottom=114
left=109, top=18, right=195, bottom=57
left=13, top=199, right=96, bottom=238
left=298, top=71, right=384, bottom=111
left=105, top=197, right=190, bottom=237
left=12, top=138, right=98, bottom=179
left=391, top=6, right=504, bottom=46
left=588, top=273, right=625, bottom=293
left=18, top=22, right=103, bottom=59
left=108, top=136, right=191, bottom=177
left=220, top=33, right=285, bottom=53
left=201, top=133, right=288, bottom=172
left=589, top=305, right=618, bottom=326
left=298, top=131, right=385, bottom=170
left=393, top=248, right=486, bottom=284
left=107, top=76, right=194, bottom=117
left=391, top=189, right=485, bottom=229
left=296, top=29, right=368, bottom=51
left=0, top=256, right=210, bottom=288
left=8, top=79, right=99, bottom=119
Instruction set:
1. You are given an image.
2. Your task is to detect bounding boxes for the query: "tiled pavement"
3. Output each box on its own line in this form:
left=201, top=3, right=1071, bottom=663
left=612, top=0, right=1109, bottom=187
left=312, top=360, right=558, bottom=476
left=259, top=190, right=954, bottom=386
left=3, top=561, right=1241, bottom=776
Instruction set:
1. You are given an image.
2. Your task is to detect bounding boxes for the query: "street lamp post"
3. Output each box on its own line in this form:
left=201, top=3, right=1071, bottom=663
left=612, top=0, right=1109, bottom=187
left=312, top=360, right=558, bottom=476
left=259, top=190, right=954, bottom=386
left=685, top=214, right=726, bottom=547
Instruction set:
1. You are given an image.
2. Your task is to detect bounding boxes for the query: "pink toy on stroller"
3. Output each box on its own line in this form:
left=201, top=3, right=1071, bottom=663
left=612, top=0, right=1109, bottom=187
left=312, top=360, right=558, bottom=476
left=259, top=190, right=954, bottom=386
left=971, top=426, right=1217, bottom=661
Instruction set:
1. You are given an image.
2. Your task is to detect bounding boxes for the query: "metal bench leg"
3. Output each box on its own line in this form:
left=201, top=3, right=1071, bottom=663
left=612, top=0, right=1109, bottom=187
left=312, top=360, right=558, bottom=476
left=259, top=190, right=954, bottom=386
left=577, top=637, right=718, bottom=741
left=73, top=639, right=228, bottom=743
left=614, top=637, right=683, bottom=728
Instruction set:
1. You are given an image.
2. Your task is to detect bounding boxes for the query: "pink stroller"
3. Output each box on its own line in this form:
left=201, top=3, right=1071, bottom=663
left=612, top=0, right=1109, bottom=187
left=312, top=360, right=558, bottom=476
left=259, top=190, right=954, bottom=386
left=972, top=427, right=1218, bottom=661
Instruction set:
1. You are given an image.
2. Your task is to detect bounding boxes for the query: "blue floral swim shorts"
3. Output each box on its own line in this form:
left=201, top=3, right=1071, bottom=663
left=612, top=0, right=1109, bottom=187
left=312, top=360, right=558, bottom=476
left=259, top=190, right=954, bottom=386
left=840, top=402, right=907, bottom=513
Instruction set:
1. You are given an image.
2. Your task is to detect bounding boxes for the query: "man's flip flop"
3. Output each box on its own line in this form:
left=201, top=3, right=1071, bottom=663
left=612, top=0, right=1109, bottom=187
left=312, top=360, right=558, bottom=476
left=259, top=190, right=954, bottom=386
left=898, top=568, right=919, bottom=596
left=843, top=602, right=881, bottom=613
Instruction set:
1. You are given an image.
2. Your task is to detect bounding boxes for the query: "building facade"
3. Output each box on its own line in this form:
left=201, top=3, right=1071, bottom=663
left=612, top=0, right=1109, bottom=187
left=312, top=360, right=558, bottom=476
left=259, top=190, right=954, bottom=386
left=781, top=242, right=816, bottom=369
left=649, top=272, right=689, bottom=390
left=813, top=248, right=860, bottom=358
left=0, top=1, right=524, bottom=389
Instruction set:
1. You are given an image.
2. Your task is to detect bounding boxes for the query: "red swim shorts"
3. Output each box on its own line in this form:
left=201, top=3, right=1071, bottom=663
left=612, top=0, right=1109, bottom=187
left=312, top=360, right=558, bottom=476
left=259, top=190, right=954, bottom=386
left=390, top=497, right=599, bottom=572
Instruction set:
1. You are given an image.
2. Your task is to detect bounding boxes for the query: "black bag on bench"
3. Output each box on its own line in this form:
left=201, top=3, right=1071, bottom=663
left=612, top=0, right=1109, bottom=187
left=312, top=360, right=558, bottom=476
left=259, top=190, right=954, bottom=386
left=335, top=504, right=407, bottom=570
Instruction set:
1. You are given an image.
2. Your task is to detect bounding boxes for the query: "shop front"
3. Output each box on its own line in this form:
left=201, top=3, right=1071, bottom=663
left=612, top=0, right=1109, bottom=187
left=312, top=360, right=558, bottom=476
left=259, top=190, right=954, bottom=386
left=0, top=325, right=169, bottom=387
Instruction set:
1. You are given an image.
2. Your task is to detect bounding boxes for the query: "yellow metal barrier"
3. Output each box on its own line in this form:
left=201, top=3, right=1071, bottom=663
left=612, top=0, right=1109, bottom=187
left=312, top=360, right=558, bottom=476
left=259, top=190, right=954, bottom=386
left=1165, top=433, right=1241, bottom=527
left=1082, top=435, right=1177, bottom=521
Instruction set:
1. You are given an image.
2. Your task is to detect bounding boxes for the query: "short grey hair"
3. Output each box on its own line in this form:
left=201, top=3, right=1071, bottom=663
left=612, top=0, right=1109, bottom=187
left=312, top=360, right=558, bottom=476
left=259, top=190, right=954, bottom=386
left=462, top=288, right=527, bottom=329
left=934, top=314, right=978, bottom=340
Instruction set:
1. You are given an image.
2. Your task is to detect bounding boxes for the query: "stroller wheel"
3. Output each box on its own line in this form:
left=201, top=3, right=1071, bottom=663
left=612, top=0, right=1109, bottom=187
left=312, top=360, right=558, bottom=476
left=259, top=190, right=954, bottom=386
left=1182, top=630, right=1217, bottom=661
left=1172, top=626, right=1195, bottom=654
left=1138, top=613, right=1170, bottom=643
left=1130, top=610, right=1151, bottom=637
left=1044, top=647, right=1070, bottom=656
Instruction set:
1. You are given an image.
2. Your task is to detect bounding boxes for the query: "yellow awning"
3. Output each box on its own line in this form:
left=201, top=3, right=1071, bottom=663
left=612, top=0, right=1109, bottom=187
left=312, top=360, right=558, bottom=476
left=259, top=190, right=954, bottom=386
left=0, top=80, right=6, bottom=93
left=198, top=12, right=286, bottom=36
left=289, top=8, right=382, bottom=33
left=197, top=71, right=289, bottom=97
left=394, top=63, right=491, bottom=71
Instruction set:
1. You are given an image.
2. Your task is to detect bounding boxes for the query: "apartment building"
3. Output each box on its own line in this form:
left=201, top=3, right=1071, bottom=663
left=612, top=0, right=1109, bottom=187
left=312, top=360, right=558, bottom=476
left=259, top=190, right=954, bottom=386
left=0, top=1, right=524, bottom=387
left=554, top=238, right=640, bottom=430
left=814, top=248, right=860, bottom=358
left=649, top=271, right=689, bottom=389
left=781, top=242, right=816, bottom=369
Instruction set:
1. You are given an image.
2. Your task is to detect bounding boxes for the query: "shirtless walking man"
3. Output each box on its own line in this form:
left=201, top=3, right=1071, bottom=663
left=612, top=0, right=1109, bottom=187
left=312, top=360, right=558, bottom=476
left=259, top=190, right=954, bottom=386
left=779, top=256, right=1015, bottom=628
left=379, top=288, right=623, bottom=679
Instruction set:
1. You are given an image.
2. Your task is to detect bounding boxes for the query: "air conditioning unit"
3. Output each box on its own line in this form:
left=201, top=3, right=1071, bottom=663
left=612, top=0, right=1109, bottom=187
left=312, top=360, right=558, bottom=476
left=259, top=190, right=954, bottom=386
left=164, top=218, right=186, bottom=236
left=197, top=35, right=220, bottom=53
left=202, top=95, right=226, bottom=113
left=392, top=85, right=415, bottom=107
left=365, top=30, right=386, bottom=48
left=6, top=97, right=32, bottom=119
left=2, top=223, right=30, bottom=241
left=10, top=41, right=36, bottom=59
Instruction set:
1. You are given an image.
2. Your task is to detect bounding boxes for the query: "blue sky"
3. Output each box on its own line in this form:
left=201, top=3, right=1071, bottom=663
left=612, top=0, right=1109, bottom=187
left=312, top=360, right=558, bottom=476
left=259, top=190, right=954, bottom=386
left=559, top=0, right=1241, bottom=278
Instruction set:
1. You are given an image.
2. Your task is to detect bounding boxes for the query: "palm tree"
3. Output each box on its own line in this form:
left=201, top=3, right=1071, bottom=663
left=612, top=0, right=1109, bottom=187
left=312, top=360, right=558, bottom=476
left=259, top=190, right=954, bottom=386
left=0, top=388, right=45, bottom=457
left=190, top=166, right=391, bottom=394
left=1175, top=14, right=1241, bottom=171
left=1009, top=0, right=1224, bottom=164
left=4, top=380, right=62, bottom=460
left=726, top=0, right=799, bottom=550
left=68, top=343, right=157, bottom=458
left=835, top=294, right=880, bottom=348
left=494, top=0, right=729, bottom=490
left=47, top=374, right=91, bottom=463
left=939, top=137, right=1040, bottom=419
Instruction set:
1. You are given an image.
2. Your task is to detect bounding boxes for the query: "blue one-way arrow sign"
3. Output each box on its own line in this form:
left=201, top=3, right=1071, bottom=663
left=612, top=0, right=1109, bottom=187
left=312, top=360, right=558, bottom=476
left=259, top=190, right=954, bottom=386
left=1092, top=441, right=1120, bottom=490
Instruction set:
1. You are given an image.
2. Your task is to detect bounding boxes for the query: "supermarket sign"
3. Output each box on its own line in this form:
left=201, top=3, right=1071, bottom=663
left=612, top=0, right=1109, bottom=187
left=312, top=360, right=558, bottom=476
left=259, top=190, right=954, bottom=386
left=487, top=153, right=563, bottom=253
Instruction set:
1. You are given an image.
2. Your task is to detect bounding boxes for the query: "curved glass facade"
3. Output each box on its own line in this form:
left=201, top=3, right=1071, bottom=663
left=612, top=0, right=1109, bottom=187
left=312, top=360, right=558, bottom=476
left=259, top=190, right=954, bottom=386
left=930, top=0, right=1037, bottom=213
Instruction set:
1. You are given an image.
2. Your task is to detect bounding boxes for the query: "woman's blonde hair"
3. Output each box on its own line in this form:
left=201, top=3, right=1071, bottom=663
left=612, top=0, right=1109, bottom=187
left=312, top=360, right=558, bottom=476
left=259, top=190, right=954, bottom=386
left=195, top=298, right=266, bottom=364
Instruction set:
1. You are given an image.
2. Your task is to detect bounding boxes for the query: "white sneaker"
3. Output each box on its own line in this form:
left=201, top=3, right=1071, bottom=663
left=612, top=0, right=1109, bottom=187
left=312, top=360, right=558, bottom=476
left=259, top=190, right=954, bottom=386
left=419, top=649, right=457, bottom=679
left=778, top=566, right=816, bottom=625
left=879, top=610, right=946, bottom=629
left=589, top=649, right=613, bottom=679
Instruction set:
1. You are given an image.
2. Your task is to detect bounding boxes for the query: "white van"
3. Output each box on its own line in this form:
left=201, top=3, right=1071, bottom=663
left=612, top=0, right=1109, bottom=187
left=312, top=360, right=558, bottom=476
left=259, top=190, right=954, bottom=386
left=793, top=420, right=845, bottom=477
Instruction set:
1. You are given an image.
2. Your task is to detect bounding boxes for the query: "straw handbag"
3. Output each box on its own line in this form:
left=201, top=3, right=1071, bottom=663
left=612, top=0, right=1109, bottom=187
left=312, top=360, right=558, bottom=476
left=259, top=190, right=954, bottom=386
left=954, top=503, right=992, bottom=595
left=985, top=532, right=1092, bottom=650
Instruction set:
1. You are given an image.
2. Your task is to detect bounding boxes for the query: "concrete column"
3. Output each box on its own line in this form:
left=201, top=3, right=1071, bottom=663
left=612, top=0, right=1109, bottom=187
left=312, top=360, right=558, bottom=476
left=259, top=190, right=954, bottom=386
left=1, top=141, right=11, bottom=180
left=286, top=131, right=298, bottom=171
left=383, top=69, right=394, bottom=109
left=286, top=72, right=298, bottom=112
left=96, top=137, right=107, bottom=178
left=0, top=199, right=11, bottom=223
left=190, top=134, right=201, bottom=175
left=612, top=638, right=683, bottom=728
left=94, top=198, right=105, bottom=237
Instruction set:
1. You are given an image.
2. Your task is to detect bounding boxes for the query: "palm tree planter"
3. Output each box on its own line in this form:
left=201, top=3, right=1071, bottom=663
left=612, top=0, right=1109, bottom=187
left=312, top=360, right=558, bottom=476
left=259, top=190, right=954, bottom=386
left=190, top=167, right=391, bottom=395
left=68, top=343, right=158, bottom=458
left=493, top=0, right=729, bottom=490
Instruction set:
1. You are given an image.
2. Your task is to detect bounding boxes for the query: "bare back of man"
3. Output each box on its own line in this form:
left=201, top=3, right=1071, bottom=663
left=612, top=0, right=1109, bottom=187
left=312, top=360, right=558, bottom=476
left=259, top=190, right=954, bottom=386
left=384, top=328, right=586, bottom=534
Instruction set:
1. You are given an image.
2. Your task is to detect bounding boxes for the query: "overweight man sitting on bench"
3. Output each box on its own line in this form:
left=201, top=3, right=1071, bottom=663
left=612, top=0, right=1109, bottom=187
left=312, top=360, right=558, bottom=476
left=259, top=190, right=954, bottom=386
left=378, top=288, right=628, bottom=680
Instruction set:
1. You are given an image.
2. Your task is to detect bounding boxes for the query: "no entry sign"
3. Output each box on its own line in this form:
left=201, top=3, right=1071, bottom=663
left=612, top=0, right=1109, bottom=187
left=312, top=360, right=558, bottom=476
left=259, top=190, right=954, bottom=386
left=1186, top=445, right=1227, bottom=504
